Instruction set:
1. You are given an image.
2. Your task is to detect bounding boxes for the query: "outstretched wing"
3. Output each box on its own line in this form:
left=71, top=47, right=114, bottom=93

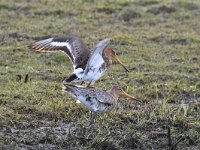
left=84, top=38, right=112, bottom=74
left=29, top=37, right=90, bottom=69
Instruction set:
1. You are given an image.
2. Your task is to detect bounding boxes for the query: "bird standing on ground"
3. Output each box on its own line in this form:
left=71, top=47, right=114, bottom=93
left=63, top=84, right=136, bottom=129
left=29, top=37, right=129, bottom=86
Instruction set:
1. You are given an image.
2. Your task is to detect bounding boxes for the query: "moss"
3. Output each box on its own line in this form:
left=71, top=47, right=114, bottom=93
left=119, top=8, right=141, bottom=22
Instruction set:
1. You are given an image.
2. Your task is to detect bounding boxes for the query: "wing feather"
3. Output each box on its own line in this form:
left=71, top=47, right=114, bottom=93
left=64, top=85, right=115, bottom=109
left=29, top=37, right=90, bottom=69
left=85, top=88, right=115, bottom=104
left=84, top=38, right=112, bottom=74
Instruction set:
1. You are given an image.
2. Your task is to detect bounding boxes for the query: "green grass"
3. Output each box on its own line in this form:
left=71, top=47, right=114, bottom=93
left=0, top=0, right=200, bottom=149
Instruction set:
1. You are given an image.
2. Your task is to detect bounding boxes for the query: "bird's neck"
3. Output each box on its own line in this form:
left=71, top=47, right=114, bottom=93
left=102, top=55, right=112, bottom=67
left=103, top=49, right=113, bottom=66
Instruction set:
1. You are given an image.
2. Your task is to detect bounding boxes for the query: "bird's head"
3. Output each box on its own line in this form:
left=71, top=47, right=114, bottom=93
left=111, top=85, right=136, bottom=99
left=105, top=47, right=129, bottom=72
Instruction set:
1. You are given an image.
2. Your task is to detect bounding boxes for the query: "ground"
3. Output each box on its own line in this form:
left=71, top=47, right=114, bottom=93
left=0, top=0, right=200, bottom=149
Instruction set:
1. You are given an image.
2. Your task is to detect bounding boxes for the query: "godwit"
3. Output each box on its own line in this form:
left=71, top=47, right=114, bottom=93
left=63, top=84, right=135, bottom=129
left=29, top=37, right=129, bottom=86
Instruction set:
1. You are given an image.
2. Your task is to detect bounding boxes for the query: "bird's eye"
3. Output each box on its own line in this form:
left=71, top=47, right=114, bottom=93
left=112, top=50, right=116, bottom=55
left=118, top=87, right=123, bottom=91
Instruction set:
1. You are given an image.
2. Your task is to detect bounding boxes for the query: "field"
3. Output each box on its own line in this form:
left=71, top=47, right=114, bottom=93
left=0, top=0, right=200, bottom=149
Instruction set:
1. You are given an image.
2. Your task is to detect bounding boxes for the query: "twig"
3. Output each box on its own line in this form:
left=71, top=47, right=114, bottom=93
left=24, top=74, right=29, bottom=83
left=170, top=136, right=185, bottom=150
left=167, top=126, right=172, bottom=149
left=16, top=74, right=22, bottom=82
left=68, top=125, right=71, bottom=137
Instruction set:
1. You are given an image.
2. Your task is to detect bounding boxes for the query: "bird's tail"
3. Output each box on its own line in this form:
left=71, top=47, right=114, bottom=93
left=63, top=84, right=85, bottom=104
left=63, top=84, right=77, bottom=94
left=62, top=84, right=84, bottom=96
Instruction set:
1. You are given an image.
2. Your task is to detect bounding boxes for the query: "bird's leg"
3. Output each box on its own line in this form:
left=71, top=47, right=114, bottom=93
left=80, top=81, right=84, bottom=85
left=86, top=82, right=92, bottom=88
left=90, top=111, right=96, bottom=131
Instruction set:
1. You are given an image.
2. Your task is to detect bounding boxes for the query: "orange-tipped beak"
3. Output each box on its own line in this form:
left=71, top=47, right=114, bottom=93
left=113, top=55, right=129, bottom=72
left=122, top=92, right=136, bottom=100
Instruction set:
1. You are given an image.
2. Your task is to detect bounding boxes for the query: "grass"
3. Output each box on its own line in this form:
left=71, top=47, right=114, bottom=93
left=0, top=0, right=200, bottom=149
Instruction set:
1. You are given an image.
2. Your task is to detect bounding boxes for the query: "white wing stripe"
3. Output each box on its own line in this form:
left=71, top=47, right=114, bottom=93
left=50, top=41, right=75, bottom=60
left=51, top=41, right=70, bottom=47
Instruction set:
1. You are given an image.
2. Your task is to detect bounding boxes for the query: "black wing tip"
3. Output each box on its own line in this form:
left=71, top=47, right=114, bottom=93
left=63, top=74, right=78, bottom=83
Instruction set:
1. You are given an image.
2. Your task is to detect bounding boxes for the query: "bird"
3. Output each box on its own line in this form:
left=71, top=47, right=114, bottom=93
left=63, top=84, right=136, bottom=130
left=29, top=37, right=129, bottom=86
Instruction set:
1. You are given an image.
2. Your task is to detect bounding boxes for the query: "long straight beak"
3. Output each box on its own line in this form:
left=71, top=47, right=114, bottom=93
left=122, top=92, right=136, bottom=100
left=113, top=55, right=129, bottom=72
